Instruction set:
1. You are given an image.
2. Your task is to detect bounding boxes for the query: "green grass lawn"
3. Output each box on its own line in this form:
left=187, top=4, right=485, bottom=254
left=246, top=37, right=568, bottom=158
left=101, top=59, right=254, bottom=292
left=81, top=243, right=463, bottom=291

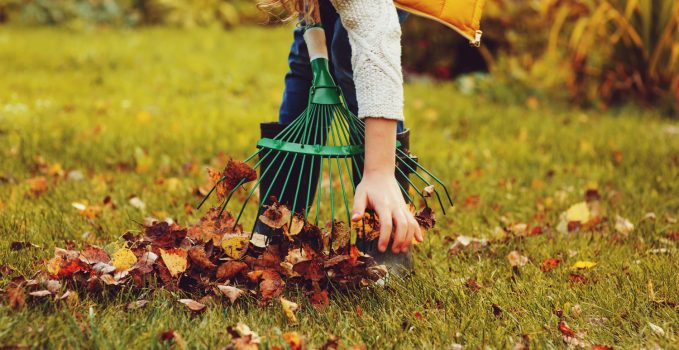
left=1, top=26, right=678, bottom=349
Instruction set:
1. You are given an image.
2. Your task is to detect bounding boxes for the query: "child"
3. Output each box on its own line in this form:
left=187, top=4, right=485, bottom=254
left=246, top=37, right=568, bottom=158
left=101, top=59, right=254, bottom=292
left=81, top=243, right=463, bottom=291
left=259, top=0, right=420, bottom=270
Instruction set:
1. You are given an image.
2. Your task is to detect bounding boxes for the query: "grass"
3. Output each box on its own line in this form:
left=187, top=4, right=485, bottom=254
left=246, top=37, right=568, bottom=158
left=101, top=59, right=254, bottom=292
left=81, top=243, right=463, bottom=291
left=1, top=25, right=678, bottom=349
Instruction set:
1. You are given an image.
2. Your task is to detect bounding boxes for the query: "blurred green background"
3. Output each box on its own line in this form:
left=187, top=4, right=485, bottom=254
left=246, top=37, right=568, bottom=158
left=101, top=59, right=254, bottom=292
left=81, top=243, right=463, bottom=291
left=1, top=0, right=677, bottom=113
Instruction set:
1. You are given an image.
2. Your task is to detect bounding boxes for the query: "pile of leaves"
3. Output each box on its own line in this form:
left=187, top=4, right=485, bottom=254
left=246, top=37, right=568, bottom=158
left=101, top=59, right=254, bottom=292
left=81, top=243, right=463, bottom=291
left=9, top=160, right=436, bottom=310
left=18, top=206, right=386, bottom=309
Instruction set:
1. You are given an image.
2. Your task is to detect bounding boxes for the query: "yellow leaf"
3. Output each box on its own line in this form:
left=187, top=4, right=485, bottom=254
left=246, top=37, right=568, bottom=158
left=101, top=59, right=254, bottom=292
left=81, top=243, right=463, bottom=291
left=566, top=202, right=590, bottom=223
left=221, top=233, right=250, bottom=260
left=280, top=297, right=299, bottom=324
left=46, top=257, right=61, bottom=276
left=572, top=261, right=597, bottom=269
left=111, top=248, right=137, bottom=271
left=160, top=248, right=188, bottom=277
left=282, top=331, right=302, bottom=349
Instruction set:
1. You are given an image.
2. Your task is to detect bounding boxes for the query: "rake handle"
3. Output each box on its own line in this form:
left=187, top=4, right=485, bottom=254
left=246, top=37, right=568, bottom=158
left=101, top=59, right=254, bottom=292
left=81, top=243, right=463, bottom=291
left=303, top=27, right=328, bottom=61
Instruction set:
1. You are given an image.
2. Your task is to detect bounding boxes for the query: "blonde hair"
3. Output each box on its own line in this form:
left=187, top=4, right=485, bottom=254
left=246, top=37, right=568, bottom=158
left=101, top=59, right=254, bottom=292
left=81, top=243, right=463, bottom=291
left=257, top=0, right=320, bottom=24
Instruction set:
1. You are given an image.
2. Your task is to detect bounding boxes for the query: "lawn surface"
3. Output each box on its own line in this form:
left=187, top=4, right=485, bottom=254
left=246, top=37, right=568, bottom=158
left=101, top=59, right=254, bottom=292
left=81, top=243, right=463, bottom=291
left=1, top=26, right=678, bottom=349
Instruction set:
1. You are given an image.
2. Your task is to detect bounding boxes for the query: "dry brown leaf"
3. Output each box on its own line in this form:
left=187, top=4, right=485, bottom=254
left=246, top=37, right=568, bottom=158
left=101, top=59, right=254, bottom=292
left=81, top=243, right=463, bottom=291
left=422, top=185, right=435, bottom=197
left=207, top=160, right=257, bottom=199
left=415, top=207, right=435, bottom=230
left=29, top=290, right=52, bottom=297
left=26, top=176, right=48, bottom=196
left=259, top=202, right=291, bottom=229
left=188, top=246, right=216, bottom=271
left=178, top=298, right=206, bottom=313
left=80, top=244, right=110, bottom=264
left=216, top=261, right=248, bottom=281
left=218, top=285, right=244, bottom=304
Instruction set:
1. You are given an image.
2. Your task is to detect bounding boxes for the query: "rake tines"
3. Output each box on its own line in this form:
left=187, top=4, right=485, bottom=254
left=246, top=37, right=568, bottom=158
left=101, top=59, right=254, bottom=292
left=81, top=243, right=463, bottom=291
left=198, top=26, right=453, bottom=247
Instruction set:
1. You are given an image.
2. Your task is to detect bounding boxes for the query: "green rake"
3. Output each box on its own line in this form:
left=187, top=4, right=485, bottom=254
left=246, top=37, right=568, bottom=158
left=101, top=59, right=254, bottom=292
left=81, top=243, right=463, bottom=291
left=199, top=25, right=453, bottom=245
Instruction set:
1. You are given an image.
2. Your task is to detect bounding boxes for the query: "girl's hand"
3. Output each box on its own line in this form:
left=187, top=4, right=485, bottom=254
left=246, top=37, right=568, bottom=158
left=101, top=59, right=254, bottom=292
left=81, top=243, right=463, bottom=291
left=351, top=117, right=422, bottom=253
left=351, top=172, right=422, bottom=253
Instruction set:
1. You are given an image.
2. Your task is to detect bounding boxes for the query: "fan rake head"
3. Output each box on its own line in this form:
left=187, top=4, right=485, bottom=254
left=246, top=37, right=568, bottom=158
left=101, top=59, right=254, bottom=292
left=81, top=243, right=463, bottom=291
left=198, top=56, right=452, bottom=245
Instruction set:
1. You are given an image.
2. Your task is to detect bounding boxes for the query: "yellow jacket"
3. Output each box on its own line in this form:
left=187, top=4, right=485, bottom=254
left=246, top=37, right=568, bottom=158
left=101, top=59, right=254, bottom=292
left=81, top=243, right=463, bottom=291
left=394, top=0, right=485, bottom=46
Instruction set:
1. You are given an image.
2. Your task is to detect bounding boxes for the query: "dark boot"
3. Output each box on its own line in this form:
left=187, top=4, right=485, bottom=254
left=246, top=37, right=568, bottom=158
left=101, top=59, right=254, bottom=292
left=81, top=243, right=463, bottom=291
left=356, top=129, right=416, bottom=276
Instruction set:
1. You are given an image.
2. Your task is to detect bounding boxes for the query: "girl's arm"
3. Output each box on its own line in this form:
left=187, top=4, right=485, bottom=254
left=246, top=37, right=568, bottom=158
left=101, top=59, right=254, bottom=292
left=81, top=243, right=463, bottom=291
left=331, top=0, right=418, bottom=253
left=352, top=118, right=422, bottom=253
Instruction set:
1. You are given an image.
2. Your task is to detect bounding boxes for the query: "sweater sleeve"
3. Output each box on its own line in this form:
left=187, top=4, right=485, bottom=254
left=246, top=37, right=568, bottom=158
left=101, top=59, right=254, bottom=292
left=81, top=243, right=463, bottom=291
left=329, top=0, right=404, bottom=121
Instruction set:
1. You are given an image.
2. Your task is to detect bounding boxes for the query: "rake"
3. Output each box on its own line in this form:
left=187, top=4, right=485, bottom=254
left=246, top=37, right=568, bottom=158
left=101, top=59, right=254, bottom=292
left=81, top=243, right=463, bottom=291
left=198, top=24, right=453, bottom=246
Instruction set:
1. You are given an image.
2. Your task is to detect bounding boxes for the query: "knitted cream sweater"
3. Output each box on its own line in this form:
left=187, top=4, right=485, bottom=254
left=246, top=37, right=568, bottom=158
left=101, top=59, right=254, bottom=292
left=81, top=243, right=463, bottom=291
left=330, top=0, right=404, bottom=121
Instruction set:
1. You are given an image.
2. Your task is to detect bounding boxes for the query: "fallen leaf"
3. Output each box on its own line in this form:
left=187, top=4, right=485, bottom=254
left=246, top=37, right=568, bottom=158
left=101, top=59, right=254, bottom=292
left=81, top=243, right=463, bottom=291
left=572, top=261, right=596, bottom=269
left=566, top=202, right=589, bottom=223
left=466, top=278, right=482, bottom=291
left=259, top=201, right=291, bottom=229
left=491, top=304, right=502, bottom=317
left=280, top=297, right=299, bottom=324
left=648, top=322, right=665, bottom=336
left=220, top=234, right=249, bottom=261
left=558, top=320, right=576, bottom=337
left=128, top=196, right=146, bottom=210
left=80, top=244, right=110, bottom=264
left=178, top=298, right=206, bottom=313
left=216, top=261, right=248, bottom=280
left=7, top=285, right=25, bottom=310
left=71, top=202, right=101, bottom=218
left=330, top=221, right=350, bottom=252
left=614, top=215, right=634, bottom=235
left=9, top=241, right=39, bottom=251
left=207, top=160, right=257, bottom=199
left=415, top=207, right=435, bottom=230
left=45, top=280, right=61, bottom=293
left=226, top=323, right=261, bottom=350
left=144, top=220, right=187, bottom=249
left=218, top=285, right=244, bottom=304
left=352, top=212, right=380, bottom=241
left=282, top=331, right=303, bottom=350
left=160, top=248, right=188, bottom=277
left=592, top=345, right=613, bottom=350
left=29, top=290, right=52, bottom=297
left=422, top=185, right=435, bottom=197
left=568, top=273, right=587, bottom=284
left=284, top=214, right=305, bottom=240
left=26, top=176, right=48, bottom=196
left=259, top=270, right=284, bottom=302
left=540, top=258, right=561, bottom=272
left=448, top=235, right=489, bottom=255
left=158, top=329, right=187, bottom=350
left=188, top=246, right=216, bottom=271
left=319, top=335, right=340, bottom=350
left=111, top=248, right=138, bottom=271
left=507, top=251, right=528, bottom=267
left=46, top=248, right=91, bottom=278
left=187, top=207, right=242, bottom=244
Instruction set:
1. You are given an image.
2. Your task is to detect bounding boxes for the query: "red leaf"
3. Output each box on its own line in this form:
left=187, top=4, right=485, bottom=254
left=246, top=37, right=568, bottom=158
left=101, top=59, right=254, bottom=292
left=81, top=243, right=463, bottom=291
left=568, top=273, right=587, bottom=284
left=188, top=247, right=216, bottom=271
left=558, top=321, right=576, bottom=337
left=540, top=258, right=561, bottom=272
